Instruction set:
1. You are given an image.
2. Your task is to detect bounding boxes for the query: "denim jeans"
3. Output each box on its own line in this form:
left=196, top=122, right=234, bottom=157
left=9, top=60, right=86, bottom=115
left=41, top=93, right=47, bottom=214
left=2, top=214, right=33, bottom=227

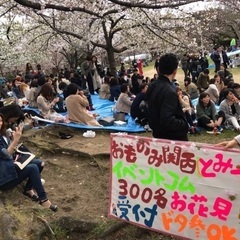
left=0, top=159, right=47, bottom=201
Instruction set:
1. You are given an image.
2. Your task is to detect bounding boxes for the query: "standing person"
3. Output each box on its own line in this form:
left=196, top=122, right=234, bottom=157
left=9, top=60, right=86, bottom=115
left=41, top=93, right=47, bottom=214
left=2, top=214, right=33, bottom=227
left=91, top=55, right=102, bottom=93
left=212, top=46, right=229, bottom=73
left=0, top=113, right=57, bottom=211
left=154, top=55, right=160, bottom=75
left=81, top=56, right=94, bottom=94
left=131, top=69, right=141, bottom=95
left=132, top=59, right=138, bottom=70
left=146, top=53, right=188, bottom=141
left=230, top=38, right=236, bottom=52
left=181, top=53, right=189, bottom=78
left=199, top=52, right=209, bottom=71
left=137, top=59, right=143, bottom=76
left=188, top=54, right=201, bottom=83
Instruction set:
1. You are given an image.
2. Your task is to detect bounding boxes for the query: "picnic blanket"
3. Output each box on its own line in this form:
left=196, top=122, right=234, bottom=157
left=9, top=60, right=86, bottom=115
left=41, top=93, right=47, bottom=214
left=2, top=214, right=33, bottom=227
left=24, top=95, right=145, bottom=133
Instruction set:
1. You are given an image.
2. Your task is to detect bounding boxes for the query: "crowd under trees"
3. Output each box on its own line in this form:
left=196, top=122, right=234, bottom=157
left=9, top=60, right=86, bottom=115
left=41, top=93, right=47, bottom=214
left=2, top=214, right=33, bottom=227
left=0, top=0, right=239, bottom=75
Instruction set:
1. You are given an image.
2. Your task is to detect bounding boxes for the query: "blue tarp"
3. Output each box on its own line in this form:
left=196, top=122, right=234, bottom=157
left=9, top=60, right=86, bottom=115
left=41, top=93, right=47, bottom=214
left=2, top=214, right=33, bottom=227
left=24, top=95, right=145, bottom=133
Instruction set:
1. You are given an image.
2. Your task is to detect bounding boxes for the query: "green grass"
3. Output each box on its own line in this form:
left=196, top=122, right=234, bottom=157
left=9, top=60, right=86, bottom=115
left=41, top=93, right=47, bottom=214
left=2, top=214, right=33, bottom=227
left=189, top=128, right=237, bottom=144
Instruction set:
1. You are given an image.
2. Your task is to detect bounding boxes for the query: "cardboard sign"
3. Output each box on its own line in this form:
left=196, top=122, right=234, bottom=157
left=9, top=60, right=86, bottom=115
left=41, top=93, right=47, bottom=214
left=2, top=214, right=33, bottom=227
left=109, top=134, right=240, bottom=240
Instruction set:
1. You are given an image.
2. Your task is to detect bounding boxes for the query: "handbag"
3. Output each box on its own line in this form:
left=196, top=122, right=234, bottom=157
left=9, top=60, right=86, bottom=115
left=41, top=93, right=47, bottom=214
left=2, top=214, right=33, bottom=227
left=98, top=117, right=115, bottom=126
left=113, top=112, right=126, bottom=122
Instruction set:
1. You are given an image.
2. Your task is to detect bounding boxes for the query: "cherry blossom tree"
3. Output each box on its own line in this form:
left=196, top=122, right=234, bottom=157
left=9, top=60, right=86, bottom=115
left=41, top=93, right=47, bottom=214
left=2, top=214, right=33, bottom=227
left=0, top=0, right=216, bottom=76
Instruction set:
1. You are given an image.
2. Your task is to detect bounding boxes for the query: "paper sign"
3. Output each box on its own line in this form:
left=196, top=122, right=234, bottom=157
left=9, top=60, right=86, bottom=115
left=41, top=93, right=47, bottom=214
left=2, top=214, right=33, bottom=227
left=109, top=134, right=240, bottom=240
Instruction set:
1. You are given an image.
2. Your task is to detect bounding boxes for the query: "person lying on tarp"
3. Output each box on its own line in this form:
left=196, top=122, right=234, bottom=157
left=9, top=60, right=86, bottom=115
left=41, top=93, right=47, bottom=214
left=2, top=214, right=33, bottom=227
left=65, top=83, right=101, bottom=127
left=0, top=112, right=57, bottom=212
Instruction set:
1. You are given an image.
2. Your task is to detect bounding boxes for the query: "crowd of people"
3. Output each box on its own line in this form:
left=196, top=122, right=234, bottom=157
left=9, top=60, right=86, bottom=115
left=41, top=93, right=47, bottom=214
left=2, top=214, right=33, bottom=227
left=0, top=48, right=240, bottom=210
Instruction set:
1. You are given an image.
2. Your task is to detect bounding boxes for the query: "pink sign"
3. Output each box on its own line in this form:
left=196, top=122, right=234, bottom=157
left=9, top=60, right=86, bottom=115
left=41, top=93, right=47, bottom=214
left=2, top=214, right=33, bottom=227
left=109, top=133, right=240, bottom=240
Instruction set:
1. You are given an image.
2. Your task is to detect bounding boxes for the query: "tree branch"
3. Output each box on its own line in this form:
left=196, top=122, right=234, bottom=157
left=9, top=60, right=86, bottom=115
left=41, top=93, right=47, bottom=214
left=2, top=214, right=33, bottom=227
left=108, top=0, right=203, bottom=9
left=13, top=0, right=101, bottom=17
left=0, top=4, right=17, bottom=18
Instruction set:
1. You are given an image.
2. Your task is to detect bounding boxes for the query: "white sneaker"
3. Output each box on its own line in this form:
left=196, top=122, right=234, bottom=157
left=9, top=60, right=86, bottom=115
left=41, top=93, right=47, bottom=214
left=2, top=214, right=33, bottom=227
left=83, top=130, right=96, bottom=138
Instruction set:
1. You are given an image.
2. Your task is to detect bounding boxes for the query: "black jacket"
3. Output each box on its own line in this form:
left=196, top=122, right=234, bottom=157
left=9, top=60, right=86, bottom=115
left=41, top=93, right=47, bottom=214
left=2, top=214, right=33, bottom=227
left=146, top=75, right=188, bottom=141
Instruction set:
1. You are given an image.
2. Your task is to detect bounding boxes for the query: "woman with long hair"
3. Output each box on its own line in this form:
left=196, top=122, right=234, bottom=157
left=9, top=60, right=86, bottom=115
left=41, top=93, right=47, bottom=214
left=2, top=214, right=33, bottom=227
left=196, top=92, right=224, bottom=133
left=91, top=55, right=102, bottom=93
left=219, top=88, right=240, bottom=131
left=37, top=83, right=65, bottom=122
left=176, top=87, right=198, bottom=134
left=0, top=113, right=57, bottom=211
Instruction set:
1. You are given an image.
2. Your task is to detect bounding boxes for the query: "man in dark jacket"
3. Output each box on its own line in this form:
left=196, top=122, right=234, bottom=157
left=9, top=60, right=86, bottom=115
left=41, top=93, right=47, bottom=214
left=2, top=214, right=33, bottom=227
left=146, top=53, right=189, bottom=141
left=212, top=46, right=229, bottom=73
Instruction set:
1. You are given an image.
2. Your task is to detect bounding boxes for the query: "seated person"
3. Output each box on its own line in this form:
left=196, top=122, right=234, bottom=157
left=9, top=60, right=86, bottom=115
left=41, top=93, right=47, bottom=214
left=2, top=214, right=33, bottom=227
left=27, top=79, right=38, bottom=108
left=12, top=77, right=25, bottom=99
left=115, top=83, right=133, bottom=114
left=176, top=87, right=198, bottom=134
left=0, top=113, right=57, bottom=212
left=109, top=78, right=120, bottom=102
left=20, top=82, right=30, bottom=99
left=184, top=77, right=199, bottom=100
left=219, top=88, right=240, bottom=131
left=218, top=81, right=234, bottom=105
left=218, top=64, right=233, bottom=86
left=99, top=76, right=110, bottom=100
left=130, top=83, right=148, bottom=126
left=58, top=81, right=95, bottom=110
left=65, top=83, right=101, bottom=126
left=214, top=73, right=225, bottom=93
left=232, top=83, right=240, bottom=100
left=196, top=92, right=224, bottom=132
left=37, top=83, right=66, bottom=122
left=197, top=68, right=210, bottom=93
left=205, top=78, right=219, bottom=104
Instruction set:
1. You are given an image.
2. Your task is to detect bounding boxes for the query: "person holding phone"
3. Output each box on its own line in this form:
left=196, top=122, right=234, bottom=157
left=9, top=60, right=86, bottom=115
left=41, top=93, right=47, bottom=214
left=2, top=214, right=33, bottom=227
left=0, top=113, right=57, bottom=211
left=37, top=83, right=66, bottom=122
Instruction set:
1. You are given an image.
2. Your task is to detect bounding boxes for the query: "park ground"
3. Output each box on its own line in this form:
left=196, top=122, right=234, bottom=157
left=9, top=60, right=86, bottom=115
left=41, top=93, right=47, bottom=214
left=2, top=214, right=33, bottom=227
left=0, top=64, right=240, bottom=239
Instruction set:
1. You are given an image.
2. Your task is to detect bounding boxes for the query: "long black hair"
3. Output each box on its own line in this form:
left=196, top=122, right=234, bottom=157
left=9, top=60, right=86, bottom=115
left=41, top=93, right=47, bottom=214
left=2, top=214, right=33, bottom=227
left=0, top=104, right=24, bottom=125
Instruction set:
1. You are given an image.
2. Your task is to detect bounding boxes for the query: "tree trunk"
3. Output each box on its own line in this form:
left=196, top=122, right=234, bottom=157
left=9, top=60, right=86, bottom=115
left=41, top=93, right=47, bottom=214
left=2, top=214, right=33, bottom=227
left=106, top=47, right=117, bottom=78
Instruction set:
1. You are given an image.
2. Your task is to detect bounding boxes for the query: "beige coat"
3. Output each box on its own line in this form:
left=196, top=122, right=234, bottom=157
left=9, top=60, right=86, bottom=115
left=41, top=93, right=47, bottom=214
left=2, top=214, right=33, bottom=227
left=99, top=84, right=110, bottom=99
left=66, top=94, right=101, bottom=126
left=28, top=87, right=38, bottom=108
left=37, top=95, right=64, bottom=121
left=37, top=95, right=54, bottom=119
left=116, top=93, right=132, bottom=114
